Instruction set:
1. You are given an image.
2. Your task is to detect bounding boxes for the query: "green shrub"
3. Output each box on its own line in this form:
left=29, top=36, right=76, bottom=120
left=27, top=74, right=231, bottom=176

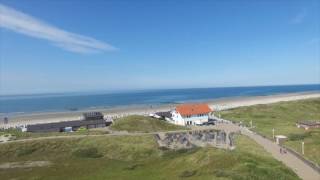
left=213, top=169, right=238, bottom=178
left=16, top=147, right=37, bottom=157
left=179, top=170, right=197, bottom=178
left=288, top=133, right=310, bottom=141
left=213, top=170, right=227, bottom=177
left=123, top=163, right=142, bottom=170
left=77, top=127, right=87, bottom=132
left=158, top=146, right=170, bottom=151
left=72, top=147, right=103, bottom=158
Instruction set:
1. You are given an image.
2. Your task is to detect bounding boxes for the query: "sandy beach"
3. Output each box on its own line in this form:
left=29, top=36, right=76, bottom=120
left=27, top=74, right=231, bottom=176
left=1, top=91, right=319, bottom=128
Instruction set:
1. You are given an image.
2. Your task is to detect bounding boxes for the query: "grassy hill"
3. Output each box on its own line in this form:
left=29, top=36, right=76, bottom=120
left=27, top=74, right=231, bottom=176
left=0, top=135, right=299, bottom=180
left=111, top=115, right=187, bottom=132
left=220, top=98, right=320, bottom=165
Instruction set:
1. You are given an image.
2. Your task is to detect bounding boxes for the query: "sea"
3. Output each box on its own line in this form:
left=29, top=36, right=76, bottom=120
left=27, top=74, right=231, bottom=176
left=0, top=84, right=319, bottom=116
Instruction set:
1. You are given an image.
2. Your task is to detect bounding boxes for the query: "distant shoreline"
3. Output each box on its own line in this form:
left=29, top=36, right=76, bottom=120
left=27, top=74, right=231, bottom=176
left=1, top=91, right=319, bottom=128
left=3, top=90, right=320, bottom=117
left=1, top=84, right=319, bottom=115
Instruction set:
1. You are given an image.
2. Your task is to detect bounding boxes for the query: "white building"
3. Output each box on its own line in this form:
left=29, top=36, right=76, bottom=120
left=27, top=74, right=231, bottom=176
left=171, top=103, right=212, bottom=126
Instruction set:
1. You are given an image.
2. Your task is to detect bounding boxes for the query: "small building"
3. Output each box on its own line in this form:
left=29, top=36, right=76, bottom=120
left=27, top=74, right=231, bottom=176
left=296, top=121, right=320, bottom=130
left=27, top=112, right=110, bottom=132
left=171, top=103, right=212, bottom=126
left=275, top=135, right=287, bottom=145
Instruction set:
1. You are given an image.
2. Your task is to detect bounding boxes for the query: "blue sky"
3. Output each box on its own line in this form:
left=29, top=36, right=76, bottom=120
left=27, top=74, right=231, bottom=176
left=0, top=0, right=319, bottom=95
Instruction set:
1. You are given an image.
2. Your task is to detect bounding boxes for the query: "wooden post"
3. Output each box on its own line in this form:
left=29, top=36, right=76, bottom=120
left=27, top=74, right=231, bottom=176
left=272, top=128, right=275, bottom=139
left=302, top=141, right=304, bottom=155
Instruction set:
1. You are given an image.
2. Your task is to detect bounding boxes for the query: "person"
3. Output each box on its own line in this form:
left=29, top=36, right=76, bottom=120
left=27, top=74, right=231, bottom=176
left=280, top=148, right=282, bottom=154
left=4, top=116, right=8, bottom=124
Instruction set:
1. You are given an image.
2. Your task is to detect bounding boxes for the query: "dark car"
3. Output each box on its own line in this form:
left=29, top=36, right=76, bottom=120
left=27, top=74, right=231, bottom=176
left=202, top=121, right=215, bottom=126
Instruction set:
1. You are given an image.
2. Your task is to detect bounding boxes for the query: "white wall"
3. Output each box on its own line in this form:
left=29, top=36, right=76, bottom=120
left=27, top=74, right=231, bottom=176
left=184, top=115, right=209, bottom=125
left=171, top=110, right=185, bottom=126
left=170, top=110, right=209, bottom=126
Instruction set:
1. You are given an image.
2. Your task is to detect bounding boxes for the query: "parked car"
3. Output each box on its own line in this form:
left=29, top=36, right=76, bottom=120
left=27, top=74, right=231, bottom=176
left=201, top=121, right=215, bottom=126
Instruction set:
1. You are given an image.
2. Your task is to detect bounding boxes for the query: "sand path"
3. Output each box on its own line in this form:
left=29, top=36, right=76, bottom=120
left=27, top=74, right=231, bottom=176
left=240, top=126, right=320, bottom=180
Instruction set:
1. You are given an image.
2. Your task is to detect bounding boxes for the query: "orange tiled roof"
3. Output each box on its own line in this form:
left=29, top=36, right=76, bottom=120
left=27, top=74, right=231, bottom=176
left=176, top=103, right=212, bottom=116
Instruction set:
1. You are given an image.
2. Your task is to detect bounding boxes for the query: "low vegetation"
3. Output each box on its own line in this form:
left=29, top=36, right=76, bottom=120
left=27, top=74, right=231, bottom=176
left=111, top=115, right=187, bottom=132
left=0, top=128, right=109, bottom=140
left=72, top=147, right=103, bottom=158
left=288, top=132, right=311, bottom=141
left=1, top=115, right=183, bottom=139
left=220, top=98, right=320, bottom=165
left=0, top=135, right=299, bottom=179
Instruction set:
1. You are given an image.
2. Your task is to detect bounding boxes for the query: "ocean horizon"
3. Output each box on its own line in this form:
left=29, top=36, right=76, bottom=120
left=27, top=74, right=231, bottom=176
left=0, top=84, right=319, bottom=115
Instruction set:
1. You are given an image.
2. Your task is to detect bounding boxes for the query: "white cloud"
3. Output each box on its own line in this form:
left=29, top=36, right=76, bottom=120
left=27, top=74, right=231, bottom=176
left=0, top=4, right=117, bottom=53
left=290, top=9, right=307, bottom=24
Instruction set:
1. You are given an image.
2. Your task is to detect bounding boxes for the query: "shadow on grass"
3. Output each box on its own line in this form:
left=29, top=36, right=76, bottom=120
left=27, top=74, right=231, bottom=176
left=72, top=147, right=103, bottom=158
left=179, top=170, right=197, bottom=178
left=16, top=147, right=37, bottom=157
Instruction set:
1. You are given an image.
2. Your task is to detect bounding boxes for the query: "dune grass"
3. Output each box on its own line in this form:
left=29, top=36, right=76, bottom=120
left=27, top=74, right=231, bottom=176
left=111, top=115, right=187, bottom=132
left=1, top=115, right=184, bottom=139
left=0, top=134, right=299, bottom=180
left=0, top=128, right=109, bottom=140
left=220, top=98, right=320, bottom=165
